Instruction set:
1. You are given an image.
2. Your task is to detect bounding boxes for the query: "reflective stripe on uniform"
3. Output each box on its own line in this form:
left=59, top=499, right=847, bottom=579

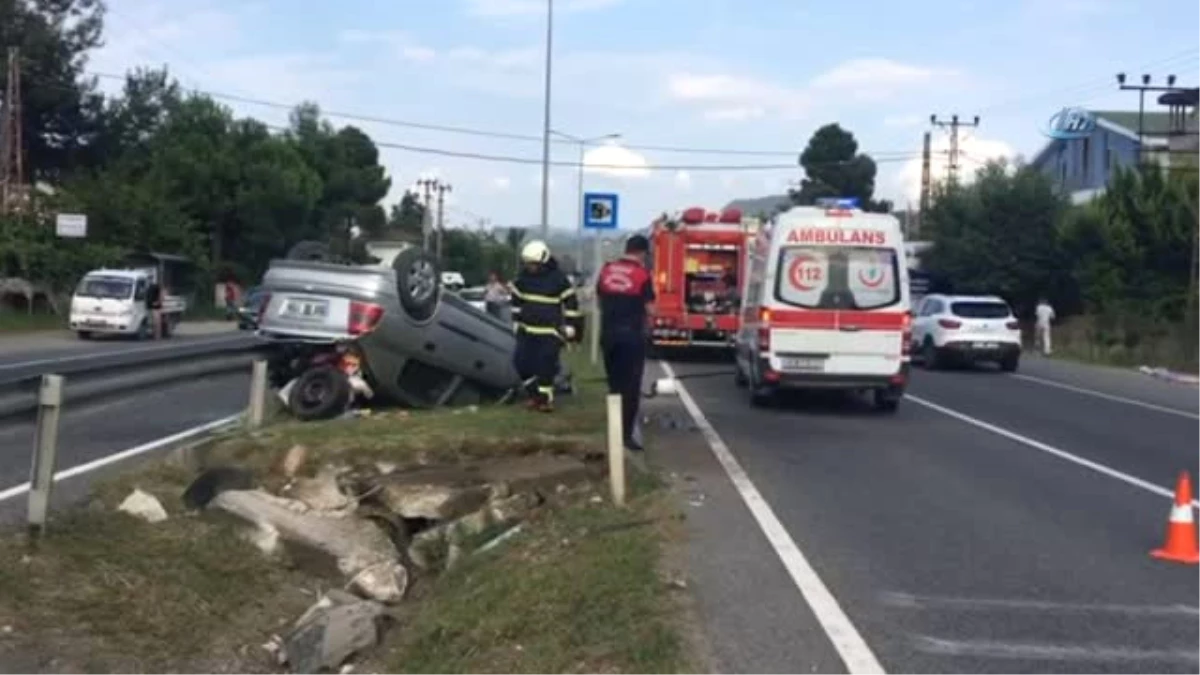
left=514, top=321, right=565, bottom=338
left=563, top=309, right=583, bottom=318
left=509, top=288, right=562, bottom=304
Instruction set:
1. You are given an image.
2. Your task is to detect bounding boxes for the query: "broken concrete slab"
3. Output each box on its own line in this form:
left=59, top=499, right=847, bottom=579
left=208, top=489, right=407, bottom=603
left=374, top=470, right=489, bottom=521
left=474, top=455, right=591, bottom=497
left=117, top=489, right=168, bottom=523
left=287, top=465, right=352, bottom=512
left=284, top=590, right=387, bottom=674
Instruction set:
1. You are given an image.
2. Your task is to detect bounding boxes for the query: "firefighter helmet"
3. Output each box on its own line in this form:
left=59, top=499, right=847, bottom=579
left=521, top=240, right=551, bottom=264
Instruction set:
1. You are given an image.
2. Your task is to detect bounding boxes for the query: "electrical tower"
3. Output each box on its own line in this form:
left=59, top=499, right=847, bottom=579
left=0, top=47, right=25, bottom=215
left=434, top=182, right=452, bottom=262
left=930, top=114, right=980, bottom=184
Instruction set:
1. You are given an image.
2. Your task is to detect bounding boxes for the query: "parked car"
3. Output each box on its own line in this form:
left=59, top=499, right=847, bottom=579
left=256, top=241, right=520, bottom=418
left=911, top=293, right=1022, bottom=371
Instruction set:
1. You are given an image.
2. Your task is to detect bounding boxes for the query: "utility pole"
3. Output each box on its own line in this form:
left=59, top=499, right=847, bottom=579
left=434, top=182, right=451, bottom=263
left=918, top=131, right=932, bottom=236
left=1115, top=72, right=1188, bottom=168
left=1, top=47, right=24, bottom=215
left=931, top=114, right=980, bottom=185
left=537, top=0, right=555, bottom=239
left=416, top=178, right=437, bottom=253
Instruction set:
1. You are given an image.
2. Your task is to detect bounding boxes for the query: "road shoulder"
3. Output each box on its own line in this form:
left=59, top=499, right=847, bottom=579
left=643, top=362, right=848, bottom=674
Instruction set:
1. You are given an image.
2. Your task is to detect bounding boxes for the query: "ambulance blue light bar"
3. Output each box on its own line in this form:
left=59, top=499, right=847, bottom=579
left=815, top=197, right=860, bottom=210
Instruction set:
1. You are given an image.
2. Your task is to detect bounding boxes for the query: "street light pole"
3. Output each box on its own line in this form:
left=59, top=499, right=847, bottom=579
left=550, top=129, right=622, bottom=272
left=538, top=0, right=554, bottom=239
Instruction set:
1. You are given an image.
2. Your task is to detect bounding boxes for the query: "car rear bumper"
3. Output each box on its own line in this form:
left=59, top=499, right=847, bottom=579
left=940, top=340, right=1021, bottom=359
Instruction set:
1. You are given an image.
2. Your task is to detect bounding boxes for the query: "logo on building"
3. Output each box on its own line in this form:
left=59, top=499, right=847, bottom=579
left=1044, top=107, right=1097, bottom=140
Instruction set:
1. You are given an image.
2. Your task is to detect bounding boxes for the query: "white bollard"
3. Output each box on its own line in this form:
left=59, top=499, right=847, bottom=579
left=248, top=359, right=268, bottom=429
left=28, top=374, right=64, bottom=539
left=605, top=393, right=625, bottom=506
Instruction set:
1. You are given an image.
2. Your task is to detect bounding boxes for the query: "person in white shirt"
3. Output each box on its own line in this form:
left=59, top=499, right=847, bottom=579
left=1035, top=298, right=1056, bottom=355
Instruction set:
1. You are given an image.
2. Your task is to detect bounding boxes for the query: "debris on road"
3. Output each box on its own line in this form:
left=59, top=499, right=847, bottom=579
left=116, top=488, right=168, bottom=523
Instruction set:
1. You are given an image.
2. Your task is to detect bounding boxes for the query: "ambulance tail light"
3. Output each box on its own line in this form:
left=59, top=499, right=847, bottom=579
left=937, top=318, right=962, bottom=330
left=901, top=312, right=912, bottom=357
left=757, top=308, right=771, bottom=351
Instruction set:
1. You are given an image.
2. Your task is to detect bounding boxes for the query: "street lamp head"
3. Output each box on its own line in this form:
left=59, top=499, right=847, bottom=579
left=1116, top=72, right=1126, bottom=85
left=973, top=115, right=980, bottom=125
left=1167, top=74, right=1177, bottom=86
left=930, top=114, right=936, bottom=125
left=1142, top=74, right=1151, bottom=85
left=951, top=114, right=959, bottom=123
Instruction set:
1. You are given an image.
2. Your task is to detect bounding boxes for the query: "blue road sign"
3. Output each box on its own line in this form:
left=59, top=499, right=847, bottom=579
left=583, top=192, right=619, bottom=230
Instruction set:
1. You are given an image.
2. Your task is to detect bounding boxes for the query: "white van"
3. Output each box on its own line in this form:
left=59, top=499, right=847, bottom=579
left=69, top=267, right=187, bottom=339
left=733, top=199, right=912, bottom=411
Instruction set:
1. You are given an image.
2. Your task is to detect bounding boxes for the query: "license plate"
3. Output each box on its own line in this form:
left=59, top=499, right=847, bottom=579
left=975, top=341, right=999, bottom=349
left=779, top=357, right=826, bottom=372
left=83, top=320, right=107, bottom=327
left=280, top=298, right=329, bottom=320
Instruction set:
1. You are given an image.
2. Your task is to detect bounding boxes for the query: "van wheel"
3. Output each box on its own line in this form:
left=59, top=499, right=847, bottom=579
left=873, top=388, right=902, bottom=413
left=286, top=240, right=333, bottom=262
left=288, top=366, right=352, bottom=421
left=392, top=248, right=440, bottom=321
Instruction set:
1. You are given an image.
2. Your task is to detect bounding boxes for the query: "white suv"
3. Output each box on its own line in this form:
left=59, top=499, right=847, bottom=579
left=911, top=294, right=1022, bottom=371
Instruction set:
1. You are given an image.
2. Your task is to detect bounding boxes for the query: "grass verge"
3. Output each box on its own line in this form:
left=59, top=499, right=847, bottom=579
left=0, top=311, right=62, bottom=333
left=0, top=348, right=694, bottom=673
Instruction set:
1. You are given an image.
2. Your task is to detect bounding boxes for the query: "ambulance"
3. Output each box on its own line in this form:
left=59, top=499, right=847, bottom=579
left=733, top=198, right=912, bottom=411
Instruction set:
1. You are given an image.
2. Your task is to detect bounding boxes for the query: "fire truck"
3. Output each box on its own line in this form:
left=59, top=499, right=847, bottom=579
left=647, top=206, right=761, bottom=351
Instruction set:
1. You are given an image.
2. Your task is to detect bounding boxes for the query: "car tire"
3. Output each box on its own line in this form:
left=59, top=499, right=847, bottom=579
left=77, top=331, right=92, bottom=340
left=922, top=340, right=941, bottom=370
left=286, top=240, right=333, bottom=262
left=288, top=365, right=352, bottom=421
left=873, top=388, right=902, bottom=413
left=392, top=247, right=440, bottom=321
left=1000, top=353, right=1020, bottom=372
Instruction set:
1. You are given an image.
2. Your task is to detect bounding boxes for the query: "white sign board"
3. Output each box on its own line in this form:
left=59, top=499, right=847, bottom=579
left=55, top=213, right=87, bottom=238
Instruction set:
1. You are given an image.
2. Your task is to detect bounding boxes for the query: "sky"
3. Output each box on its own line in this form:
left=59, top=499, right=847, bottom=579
left=89, top=0, right=1199, bottom=234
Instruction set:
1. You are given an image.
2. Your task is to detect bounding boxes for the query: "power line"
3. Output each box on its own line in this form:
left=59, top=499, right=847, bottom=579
left=84, top=71, right=916, bottom=159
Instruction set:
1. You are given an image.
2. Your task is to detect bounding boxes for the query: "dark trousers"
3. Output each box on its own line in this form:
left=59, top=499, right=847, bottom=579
left=601, top=333, right=646, bottom=443
left=514, top=333, right=562, bottom=404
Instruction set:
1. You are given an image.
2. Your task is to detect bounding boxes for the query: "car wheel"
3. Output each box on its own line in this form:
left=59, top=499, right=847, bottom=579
left=286, top=240, right=333, bottom=262
left=288, top=365, right=352, bottom=421
left=392, top=247, right=441, bottom=321
left=1000, top=353, right=1020, bottom=372
left=922, top=340, right=941, bottom=370
left=77, top=331, right=92, bottom=340
left=873, top=388, right=902, bottom=413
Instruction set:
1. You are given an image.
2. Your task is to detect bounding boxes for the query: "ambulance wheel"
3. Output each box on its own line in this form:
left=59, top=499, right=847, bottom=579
left=873, top=388, right=902, bottom=413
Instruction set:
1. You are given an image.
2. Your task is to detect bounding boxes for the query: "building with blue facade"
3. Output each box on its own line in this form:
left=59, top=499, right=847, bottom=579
left=1028, top=111, right=1175, bottom=204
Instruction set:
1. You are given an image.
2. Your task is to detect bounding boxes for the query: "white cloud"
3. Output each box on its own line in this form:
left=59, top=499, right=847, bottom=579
left=492, top=176, right=513, bottom=191
left=666, top=72, right=808, bottom=121
left=583, top=144, right=650, bottom=179
left=463, top=0, right=626, bottom=17
left=720, top=175, right=738, bottom=190
left=446, top=46, right=540, bottom=70
left=884, top=114, right=926, bottom=129
left=809, top=58, right=958, bottom=102
left=674, top=170, right=692, bottom=191
left=887, top=133, right=1015, bottom=204
left=337, top=29, right=438, bottom=63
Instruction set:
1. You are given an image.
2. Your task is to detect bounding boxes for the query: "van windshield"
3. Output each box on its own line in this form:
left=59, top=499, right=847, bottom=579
left=775, top=246, right=900, bottom=310
left=76, top=276, right=135, bottom=300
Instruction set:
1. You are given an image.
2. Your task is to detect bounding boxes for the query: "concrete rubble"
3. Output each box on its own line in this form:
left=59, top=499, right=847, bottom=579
left=117, top=488, right=168, bottom=523
left=282, top=589, right=388, bottom=674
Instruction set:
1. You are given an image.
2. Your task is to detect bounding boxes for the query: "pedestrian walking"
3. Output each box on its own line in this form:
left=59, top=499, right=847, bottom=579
left=484, top=271, right=508, bottom=319
left=1035, top=297, right=1056, bottom=356
left=510, top=241, right=583, bottom=412
left=595, top=234, right=654, bottom=451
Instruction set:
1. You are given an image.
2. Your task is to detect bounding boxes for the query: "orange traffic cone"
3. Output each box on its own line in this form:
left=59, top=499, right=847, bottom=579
left=1150, top=471, right=1200, bottom=565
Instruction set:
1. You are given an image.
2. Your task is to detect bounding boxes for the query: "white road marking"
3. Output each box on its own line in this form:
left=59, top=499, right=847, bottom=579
left=0, top=334, right=249, bottom=372
left=1009, top=373, right=1199, bottom=420
left=659, top=360, right=886, bottom=675
left=906, top=395, right=1200, bottom=507
left=914, top=636, right=1199, bottom=664
left=0, top=414, right=242, bottom=503
left=882, top=592, right=1199, bottom=616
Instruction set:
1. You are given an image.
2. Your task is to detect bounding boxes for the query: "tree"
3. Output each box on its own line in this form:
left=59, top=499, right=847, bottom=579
left=922, top=159, right=1074, bottom=316
left=0, top=0, right=106, bottom=181
left=385, top=192, right=426, bottom=239
left=790, top=124, right=890, bottom=212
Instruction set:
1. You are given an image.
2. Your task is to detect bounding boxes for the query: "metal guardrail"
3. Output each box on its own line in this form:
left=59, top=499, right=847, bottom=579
left=0, top=336, right=267, bottom=421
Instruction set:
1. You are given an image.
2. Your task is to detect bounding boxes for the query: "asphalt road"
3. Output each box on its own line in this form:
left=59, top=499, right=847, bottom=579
left=0, top=321, right=248, bottom=370
left=0, top=372, right=249, bottom=512
left=655, top=353, right=1200, bottom=674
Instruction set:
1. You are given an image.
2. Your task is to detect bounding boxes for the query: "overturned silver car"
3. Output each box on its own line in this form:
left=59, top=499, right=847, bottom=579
left=256, top=241, right=521, bottom=419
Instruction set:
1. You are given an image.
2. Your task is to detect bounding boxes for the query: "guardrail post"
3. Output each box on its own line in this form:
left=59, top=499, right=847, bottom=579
left=606, top=393, right=625, bottom=506
left=248, top=359, right=268, bottom=429
left=28, top=374, right=64, bottom=540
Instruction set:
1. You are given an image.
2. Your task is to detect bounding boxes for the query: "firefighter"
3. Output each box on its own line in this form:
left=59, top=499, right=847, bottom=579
left=595, top=234, right=654, bottom=451
left=510, top=240, right=583, bottom=412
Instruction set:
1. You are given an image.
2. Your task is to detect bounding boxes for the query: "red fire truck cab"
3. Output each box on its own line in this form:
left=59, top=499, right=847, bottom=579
left=648, top=206, right=759, bottom=351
